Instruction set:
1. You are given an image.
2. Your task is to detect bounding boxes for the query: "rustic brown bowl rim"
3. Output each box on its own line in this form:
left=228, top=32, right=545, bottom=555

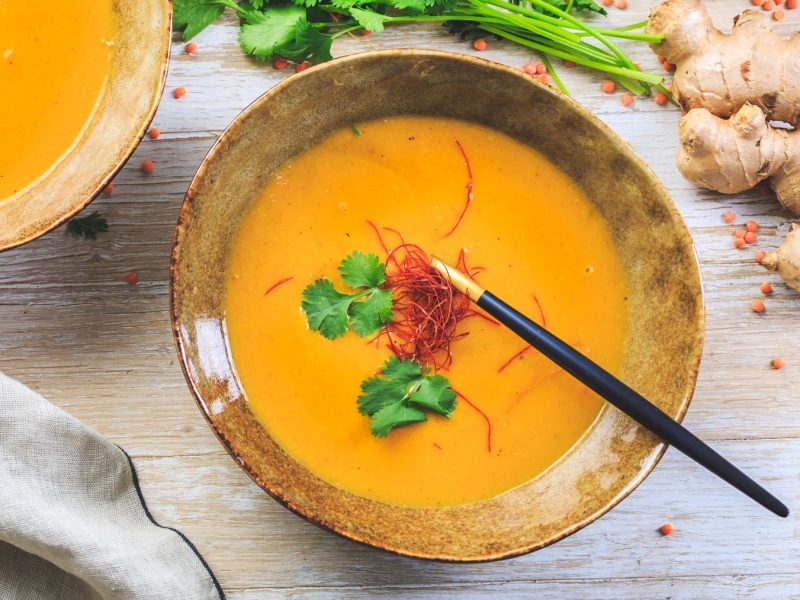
left=0, top=1, right=173, bottom=252
left=170, top=48, right=704, bottom=561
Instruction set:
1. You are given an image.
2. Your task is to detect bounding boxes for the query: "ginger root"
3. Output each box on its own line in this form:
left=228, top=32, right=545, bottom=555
left=647, top=0, right=800, bottom=124
left=763, top=224, right=800, bottom=291
left=677, top=103, right=800, bottom=215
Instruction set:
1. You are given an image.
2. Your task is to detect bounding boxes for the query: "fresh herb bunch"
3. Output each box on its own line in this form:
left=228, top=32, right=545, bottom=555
left=358, top=355, right=457, bottom=436
left=174, top=0, right=665, bottom=96
left=66, top=211, right=108, bottom=240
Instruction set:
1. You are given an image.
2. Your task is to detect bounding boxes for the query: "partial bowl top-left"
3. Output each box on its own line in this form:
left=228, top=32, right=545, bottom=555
left=0, top=0, right=172, bottom=252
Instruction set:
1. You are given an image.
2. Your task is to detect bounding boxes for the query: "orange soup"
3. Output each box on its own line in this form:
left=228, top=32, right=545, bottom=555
left=0, top=1, right=114, bottom=200
left=225, top=116, right=629, bottom=507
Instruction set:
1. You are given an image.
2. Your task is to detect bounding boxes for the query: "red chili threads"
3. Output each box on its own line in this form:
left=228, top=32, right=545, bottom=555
left=497, top=294, right=547, bottom=372
left=264, top=275, right=294, bottom=297
left=442, top=139, right=474, bottom=238
left=456, top=389, right=492, bottom=452
left=497, top=345, right=533, bottom=373
left=381, top=243, right=473, bottom=371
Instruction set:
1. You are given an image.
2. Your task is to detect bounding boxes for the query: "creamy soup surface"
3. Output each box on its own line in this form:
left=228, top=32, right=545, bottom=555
left=0, top=1, right=114, bottom=200
left=225, top=116, right=629, bottom=507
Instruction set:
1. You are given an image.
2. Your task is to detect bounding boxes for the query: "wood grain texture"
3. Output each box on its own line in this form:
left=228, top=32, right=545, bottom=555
left=0, top=1, right=798, bottom=597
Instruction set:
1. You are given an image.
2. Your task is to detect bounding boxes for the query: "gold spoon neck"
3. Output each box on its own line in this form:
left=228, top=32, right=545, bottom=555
left=430, top=255, right=486, bottom=302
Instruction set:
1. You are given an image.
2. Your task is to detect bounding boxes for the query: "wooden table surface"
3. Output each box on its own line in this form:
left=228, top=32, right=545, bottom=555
left=2, top=1, right=799, bottom=598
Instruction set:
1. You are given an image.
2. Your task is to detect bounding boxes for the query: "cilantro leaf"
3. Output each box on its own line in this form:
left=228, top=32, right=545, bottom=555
left=173, top=0, right=226, bottom=40
left=284, top=21, right=334, bottom=63
left=239, top=5, right=307, bottom=60
left=328, top=0, right=367, bottom=8
left=390, top=0, right=428, bottom=12
left=357, top=357, right=423, bottom=415
left=66, top=211, right=108, bottom=240
left=408, top=375, right=456, bottom=415
left=301, top=278, right=354, bottom=339
left=301, top=252, right=393, bottom=339
left=357, top=356, right=457, bottom=437
left=349, top=7, right=390, bottom=33
left=370, top=404, right=427, bottom=437
left=350, top=288, right=393, bottom=337
left=339, top=250, right=385, bottom=288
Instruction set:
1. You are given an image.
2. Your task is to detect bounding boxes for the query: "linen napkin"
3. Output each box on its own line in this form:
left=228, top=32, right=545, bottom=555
left=0, top=372, right=225, bottom=600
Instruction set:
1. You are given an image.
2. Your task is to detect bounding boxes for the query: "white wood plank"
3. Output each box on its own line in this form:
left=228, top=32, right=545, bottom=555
left=132, top=439, right=800, bottom=590
left=225, top=575, right=800, bottom=600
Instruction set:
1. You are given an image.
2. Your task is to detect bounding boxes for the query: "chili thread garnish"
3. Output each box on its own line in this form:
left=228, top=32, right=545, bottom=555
left=497, top=345, right=533, bottom=373
left=380, top=242, right=473, bottom=370
left=432, top=442, right=443, bottom=450
left=504, top=366, right=564, bottom=413
left=456, top=389, right=492, bottom=452
left=366, top=219, right=389, bottom=255
left=532, top=293, right=547, bottom=327
left=264, top=275, right=294, bottom=297
left=497, top=294, right=547, bottom=372
left=442, top=139, right=474, bottom=238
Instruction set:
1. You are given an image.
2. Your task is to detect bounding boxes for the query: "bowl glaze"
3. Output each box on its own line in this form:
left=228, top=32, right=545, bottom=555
left=170, top=50, right=704, bottom=561
left=0, top=0, right=172, bottom=251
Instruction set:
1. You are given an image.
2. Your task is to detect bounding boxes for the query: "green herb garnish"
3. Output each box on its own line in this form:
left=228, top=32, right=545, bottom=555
left=358, top=356, right=457, bottom=437
left=66, top=211, right=108, bottom=240
left=351, top=125, right=361, bottom=137
left=301, top=251, right=393, bottom=339
left=174, top=0, right=665, bottom=97
left=173, top=0, right=226, bottom=40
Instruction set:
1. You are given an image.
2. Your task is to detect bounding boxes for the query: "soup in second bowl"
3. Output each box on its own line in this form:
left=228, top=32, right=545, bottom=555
left=0, top=1, right=114, bottom=200
left=224, top=116, right=628, bottom=507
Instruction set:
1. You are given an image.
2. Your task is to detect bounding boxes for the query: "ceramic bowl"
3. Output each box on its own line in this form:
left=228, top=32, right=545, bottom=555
left=170, top=50, right=704, bottom=561
left=0, top=0, right=171, bottom=252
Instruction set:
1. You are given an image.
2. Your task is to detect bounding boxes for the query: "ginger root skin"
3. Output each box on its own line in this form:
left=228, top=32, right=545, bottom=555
left=677, top=104, right=800, bottom=215
left=763, top=224, right=800, bottom=291
left=647, top=0, right=800, bottom=124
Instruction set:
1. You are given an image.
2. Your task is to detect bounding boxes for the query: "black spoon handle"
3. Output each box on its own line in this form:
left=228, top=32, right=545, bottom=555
left=477, top=290, right=789, bottom=518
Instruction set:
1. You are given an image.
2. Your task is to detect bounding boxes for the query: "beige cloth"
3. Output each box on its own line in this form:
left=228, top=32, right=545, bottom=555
left=0, top=373, right=224, bottom=600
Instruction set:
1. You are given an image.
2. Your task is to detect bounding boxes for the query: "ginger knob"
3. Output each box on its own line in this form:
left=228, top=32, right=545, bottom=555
left=763, top=224, right=800, bottom=291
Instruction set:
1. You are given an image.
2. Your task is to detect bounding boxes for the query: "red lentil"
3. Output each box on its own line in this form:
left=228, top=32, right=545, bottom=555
left=172, top=87, right=186, bottom=99
left=126, top=271, right=139, bottom=285
left=273, top=56, right=288, bottom=70
left=760, top=281, right=773, bottom=294
left=751, top=299, right=766, bottom=313
left=141, top=159, right=154, bottom=174
left=772, top=358, right=785, bottom=369
left=472, top=38, right=487, bottom=51
left=185, top=42, right=198, bottom=54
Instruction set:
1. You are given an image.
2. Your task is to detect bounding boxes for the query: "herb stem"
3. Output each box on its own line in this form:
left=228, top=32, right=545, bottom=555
left=479, top=24, right=662, bottom=84
left=540, top=53, right=568, bottom=95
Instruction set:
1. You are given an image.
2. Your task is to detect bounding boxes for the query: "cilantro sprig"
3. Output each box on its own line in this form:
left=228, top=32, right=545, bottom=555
left=358, top=356, right=457, bottom=437
left=301, top=251, right=392, bottom=339
left=173, top=0, right=666, bottom=97
left=66, top=211, right=108, bottom=240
